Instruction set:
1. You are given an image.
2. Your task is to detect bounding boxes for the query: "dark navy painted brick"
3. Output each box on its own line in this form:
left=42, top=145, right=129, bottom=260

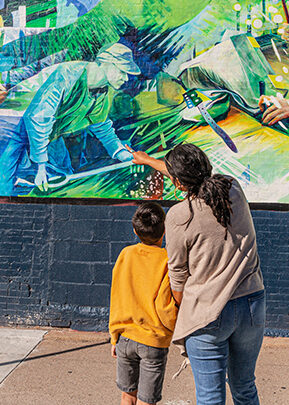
left=66, top=284, right=110, bottom=307
left=93, top=221, right=113, bottom=242
left=50, top=262, right=92, bottom=283
left=52, top=220, right=111, bottom=242
left=53, top=241, right=70, bottom=261
left=70, top=205, right=112, bottom=220
left=91, top=264, right=113, bottom=284
left=110, top=206, right=137, bottom=220
left=49, top=281, right=67, bottom=303
left=68, top=242, right=109, bottom=262
left=111, top=220, right=137, bottom=242
left=0, top=203, right=288, bottom=334
left=52, top=205, right=70, bottom=221
left=50, top=320, right=72, bottom=327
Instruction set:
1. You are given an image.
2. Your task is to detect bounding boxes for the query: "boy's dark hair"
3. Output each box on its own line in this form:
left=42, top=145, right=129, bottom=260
left=132, top=202, right=166, bottom=245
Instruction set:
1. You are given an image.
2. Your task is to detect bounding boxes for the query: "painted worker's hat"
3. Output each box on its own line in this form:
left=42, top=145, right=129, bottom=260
left=96, top=43, right=141, bottom=75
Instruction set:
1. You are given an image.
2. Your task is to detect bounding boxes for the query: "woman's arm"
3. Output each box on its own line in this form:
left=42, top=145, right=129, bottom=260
left=166, top=210, right=190, bottom=303
left=172, top=290, right=183, bottom=307
left=125, top=145, right=170, bottom=177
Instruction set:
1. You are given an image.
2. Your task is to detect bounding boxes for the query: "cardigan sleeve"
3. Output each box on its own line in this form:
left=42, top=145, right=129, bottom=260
left=165, top=209, right=190, bottom=292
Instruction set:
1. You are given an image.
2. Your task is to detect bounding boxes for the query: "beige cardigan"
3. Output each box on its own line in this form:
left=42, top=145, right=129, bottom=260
left=165, top=178, right=264, bottom=354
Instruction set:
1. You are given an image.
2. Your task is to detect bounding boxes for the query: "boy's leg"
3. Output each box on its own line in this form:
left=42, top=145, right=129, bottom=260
left=227, top=290, right=265, bottom=405
left=137, top=343, right=168, bottom=404
left=121, top=390, right=138, bottom=405
left=116, top=337, right=140, bottom=404
left=136, top=398, right=155, bottom=405
left=121, top=390, right=155, bottom=405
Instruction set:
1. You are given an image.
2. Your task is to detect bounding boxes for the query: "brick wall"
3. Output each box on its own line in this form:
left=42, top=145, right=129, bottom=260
left=0, top=202, right=288, bottom=336
left=252, top=210, right=289, bottom=337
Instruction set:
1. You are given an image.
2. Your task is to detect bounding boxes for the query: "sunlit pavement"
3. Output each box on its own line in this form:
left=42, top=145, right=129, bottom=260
left=0, top=328, right=288, bottom=405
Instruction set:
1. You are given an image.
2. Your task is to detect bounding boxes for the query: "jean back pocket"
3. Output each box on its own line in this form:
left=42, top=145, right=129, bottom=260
left=248, top=290, right=266, bottom=327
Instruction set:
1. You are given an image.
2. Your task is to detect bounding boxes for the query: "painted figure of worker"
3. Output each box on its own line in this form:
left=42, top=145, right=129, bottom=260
left=0, top=43, right=140, bottom=195
left=258, top=24, right=289, bottom=127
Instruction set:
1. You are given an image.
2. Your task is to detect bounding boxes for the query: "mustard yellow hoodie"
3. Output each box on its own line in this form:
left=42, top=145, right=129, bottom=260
left=109, top=243, right=178, bottom=348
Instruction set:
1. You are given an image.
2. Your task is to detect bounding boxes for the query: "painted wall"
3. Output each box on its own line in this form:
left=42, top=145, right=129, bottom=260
left=0, top=203, right=288, bottom=336
left=0, top=1, right=288, bottom=202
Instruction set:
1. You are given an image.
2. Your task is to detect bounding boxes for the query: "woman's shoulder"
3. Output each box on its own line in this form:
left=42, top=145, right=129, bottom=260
left=222, top=176, right=250, bottom=214
left=222, top=174, right=241, bottom=187
left=166, top=199, right=191, bottom=226
left=221, top=175, right=246, bottom=197
left=228, top=176, right=247, bottom=198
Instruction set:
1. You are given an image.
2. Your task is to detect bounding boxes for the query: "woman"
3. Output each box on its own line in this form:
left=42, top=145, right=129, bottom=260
left=127, top=143, right=265, bottom=405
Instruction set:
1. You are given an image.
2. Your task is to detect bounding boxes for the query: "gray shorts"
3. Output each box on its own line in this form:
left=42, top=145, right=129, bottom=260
left=116, top=335, right=168, bottom=404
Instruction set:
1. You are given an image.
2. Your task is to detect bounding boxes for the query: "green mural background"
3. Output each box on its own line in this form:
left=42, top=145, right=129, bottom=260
left=0, top=0, right=288, bottom=202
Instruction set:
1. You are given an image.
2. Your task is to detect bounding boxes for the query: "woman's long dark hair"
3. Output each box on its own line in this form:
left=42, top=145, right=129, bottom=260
left=165, top=143, right=233, bottom=239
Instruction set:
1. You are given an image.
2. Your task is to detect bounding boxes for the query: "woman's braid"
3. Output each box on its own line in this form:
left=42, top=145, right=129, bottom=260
left=165, top=144, right=233, bottom=239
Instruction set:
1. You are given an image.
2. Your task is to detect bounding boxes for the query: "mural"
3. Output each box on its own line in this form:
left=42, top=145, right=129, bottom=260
left=0, top=0, right=288, bottom=202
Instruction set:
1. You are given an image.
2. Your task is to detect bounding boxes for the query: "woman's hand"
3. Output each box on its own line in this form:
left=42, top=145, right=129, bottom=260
left=125, top=145, right=152, bottom=165
left=258, top=95, right=289, bottom=126
left=125, top=145, right=169, bottom=176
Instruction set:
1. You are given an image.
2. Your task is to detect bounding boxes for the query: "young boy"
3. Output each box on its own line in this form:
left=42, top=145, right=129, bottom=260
left=109, top=202, right=178, bottom=405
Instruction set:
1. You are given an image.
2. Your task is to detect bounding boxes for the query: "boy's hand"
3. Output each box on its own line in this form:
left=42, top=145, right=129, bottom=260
left=111, top=345, right=117, bottom=358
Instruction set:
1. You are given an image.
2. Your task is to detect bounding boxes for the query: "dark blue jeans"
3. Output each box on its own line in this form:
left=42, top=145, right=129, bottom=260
left=185, top=290, right=265, bottom=405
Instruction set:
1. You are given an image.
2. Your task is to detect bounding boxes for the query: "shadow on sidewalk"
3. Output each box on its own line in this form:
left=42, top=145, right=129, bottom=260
left=0, top=339, right=110, bottom=367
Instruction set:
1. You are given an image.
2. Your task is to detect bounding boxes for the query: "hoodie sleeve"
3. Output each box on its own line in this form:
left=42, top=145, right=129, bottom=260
left=155, top=272, right=178, bottom=333
left=109, top=249, right=125, bottom=346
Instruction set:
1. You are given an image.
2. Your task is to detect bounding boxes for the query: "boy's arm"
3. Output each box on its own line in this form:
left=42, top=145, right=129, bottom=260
left=109, top=332, right=119, bottom=346
left=109, top=249, right=125, bottom=346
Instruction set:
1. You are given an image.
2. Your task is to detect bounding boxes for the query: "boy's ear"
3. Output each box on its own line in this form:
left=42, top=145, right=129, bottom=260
left=133, top=227, right=137, bottom=236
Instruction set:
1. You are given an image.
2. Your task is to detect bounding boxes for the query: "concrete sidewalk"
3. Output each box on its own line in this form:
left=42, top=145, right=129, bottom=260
left=0, top=327, right=288, bottom=405
left=0, top=328, right=47, bottom=385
